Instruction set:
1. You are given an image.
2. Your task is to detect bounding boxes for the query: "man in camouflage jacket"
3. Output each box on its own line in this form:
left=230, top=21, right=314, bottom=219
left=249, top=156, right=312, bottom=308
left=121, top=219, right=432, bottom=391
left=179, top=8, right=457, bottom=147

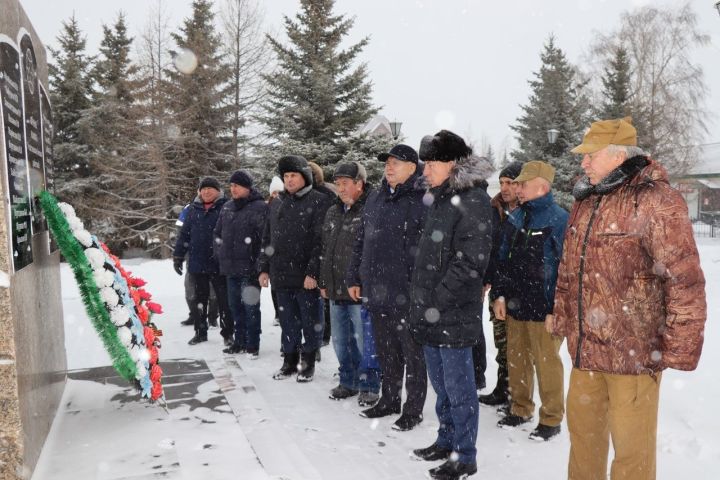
left=550, top=117, right=706, bottom=480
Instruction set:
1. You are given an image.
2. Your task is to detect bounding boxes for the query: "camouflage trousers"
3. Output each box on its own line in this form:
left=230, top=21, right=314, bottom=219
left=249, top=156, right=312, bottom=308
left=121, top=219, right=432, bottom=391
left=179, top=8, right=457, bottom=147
left=489, top=305, right=508, bottom=394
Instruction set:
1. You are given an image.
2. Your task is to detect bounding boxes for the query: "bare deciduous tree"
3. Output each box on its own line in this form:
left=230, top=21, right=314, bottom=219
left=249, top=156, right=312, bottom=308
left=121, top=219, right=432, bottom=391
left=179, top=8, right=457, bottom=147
left=588, top=2, right=710, bottom=175
left=219, top=0, right=271, bottom=165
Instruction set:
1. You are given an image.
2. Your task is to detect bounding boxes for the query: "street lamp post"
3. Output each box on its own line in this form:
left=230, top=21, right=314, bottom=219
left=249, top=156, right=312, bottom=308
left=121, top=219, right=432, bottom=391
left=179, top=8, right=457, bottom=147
left=389, top=121, right=402, bottom=140
left=715, top=1, right=720, bottom=17
left=547, top=128, right=560, bottom=144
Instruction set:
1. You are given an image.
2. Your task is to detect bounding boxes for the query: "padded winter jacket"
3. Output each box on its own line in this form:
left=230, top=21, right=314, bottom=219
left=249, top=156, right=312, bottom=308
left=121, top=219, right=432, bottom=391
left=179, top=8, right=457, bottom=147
left=552, top=157, right=706, bottom=374
left=409, top=155, right=494, bottom=348
left=347, top=171, right=427, bottom=312
left=173, top=196, right=227, bottom=274
left=213, top=189, right=268, bottom=279
left=319, top=186, right=370, bottom=302
left=492, top=191, right=569, bottom=321
left=258, top=185, right=332, bottom=290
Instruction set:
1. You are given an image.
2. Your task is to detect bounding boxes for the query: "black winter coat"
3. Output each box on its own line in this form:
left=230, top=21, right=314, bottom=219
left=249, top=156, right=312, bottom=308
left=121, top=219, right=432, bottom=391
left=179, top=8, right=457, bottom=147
left=347, top=171, right=427, bottom=311
left=213, top=190, right=268, bottom=278
left=320, top=187, right=371, bottom=302
left=409, top=155, right=494, bottom=348
left=173, top=196, right=228, bottom=274
left=258, top=185, right=332, bottom=289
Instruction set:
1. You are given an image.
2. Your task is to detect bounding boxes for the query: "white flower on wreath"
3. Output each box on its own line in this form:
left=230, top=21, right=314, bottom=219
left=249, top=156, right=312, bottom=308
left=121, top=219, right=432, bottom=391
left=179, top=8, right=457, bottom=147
left=74, top=229, right=93, bottom=247
left=85, top=248, right=105, bottom=269
left=117, top=326, right=133, bottom=346
left=110, top=305, right=130, bottom=326
left=94, top=269, right=115, bottom=288
left=67, top=216, right=84, bottom=232
left=136, top=362, right=147, bottom=379
left=58, top=203, right=76, bottom=219
left=128, top=344, right=142, bottom=362
left=100, top=287, right=119, bottom=307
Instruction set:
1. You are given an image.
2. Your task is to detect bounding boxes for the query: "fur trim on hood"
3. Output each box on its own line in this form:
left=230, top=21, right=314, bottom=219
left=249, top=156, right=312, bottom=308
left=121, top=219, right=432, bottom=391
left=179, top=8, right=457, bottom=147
left=447, top=154, right=495, bottom=192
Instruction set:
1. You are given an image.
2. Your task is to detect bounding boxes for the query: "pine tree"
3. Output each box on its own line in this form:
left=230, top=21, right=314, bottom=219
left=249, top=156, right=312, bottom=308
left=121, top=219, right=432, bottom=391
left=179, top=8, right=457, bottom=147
left=511, top=36, right=590, bottom=208
left=598, top=46, right=631, bottom=120
left=165, top=0, right=233, bottom=206
left=48, top=14, right=94, bottom=186
left=261, top=0, right=377, bottom=148
left=485, top=144, right=496, bottom=166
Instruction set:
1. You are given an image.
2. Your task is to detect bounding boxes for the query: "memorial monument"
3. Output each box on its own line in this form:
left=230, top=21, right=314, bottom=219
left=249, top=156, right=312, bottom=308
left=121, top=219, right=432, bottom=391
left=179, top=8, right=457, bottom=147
left=0, top=0, right=66, bottom=478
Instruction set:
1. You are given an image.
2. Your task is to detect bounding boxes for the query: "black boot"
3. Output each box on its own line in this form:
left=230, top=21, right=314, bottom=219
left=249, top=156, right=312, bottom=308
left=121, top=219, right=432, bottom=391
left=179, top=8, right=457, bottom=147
left=478, top=387, right=508, bottom=406
left=272, top=352, right=299, bottom=380
left=188, top=332, right=208, bottom=345
left=411, top=443, right=452, bottom=462
left=297, top=350, right=316, bottom=382
left=428, top=460, right=477, bottom=479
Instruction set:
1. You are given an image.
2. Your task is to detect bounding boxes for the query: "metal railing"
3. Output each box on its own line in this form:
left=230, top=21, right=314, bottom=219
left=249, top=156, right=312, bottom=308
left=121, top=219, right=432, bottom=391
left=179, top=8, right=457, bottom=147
left=692, top=221, right=718, bottom=238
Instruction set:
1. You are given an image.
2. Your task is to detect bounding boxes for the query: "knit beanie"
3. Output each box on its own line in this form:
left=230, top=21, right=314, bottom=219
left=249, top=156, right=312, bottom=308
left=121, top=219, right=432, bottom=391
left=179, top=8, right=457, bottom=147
left=229, top=170, right=253, bottom=189
left=499, top=161, right=524, bottom=180
left=198, top=176, right=221, bottom=191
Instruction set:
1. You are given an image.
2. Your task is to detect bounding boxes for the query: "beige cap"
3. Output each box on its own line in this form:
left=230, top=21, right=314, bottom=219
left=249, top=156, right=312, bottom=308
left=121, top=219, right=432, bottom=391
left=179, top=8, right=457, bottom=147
left=571, top=116, right=637, bottom=154
left=512, top=160, right=555, bottom=184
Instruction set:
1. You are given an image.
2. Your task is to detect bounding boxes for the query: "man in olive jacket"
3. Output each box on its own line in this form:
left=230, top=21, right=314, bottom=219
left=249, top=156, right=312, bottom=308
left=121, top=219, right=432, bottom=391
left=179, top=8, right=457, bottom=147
left=551, top=117, right=706, bottom=480
left=409, top=130, right=494, bottom=480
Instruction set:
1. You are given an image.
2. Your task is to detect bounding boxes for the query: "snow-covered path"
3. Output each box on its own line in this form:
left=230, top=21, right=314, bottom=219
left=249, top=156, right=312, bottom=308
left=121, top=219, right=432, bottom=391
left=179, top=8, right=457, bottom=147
left=32, top=239, right=720, bottom=479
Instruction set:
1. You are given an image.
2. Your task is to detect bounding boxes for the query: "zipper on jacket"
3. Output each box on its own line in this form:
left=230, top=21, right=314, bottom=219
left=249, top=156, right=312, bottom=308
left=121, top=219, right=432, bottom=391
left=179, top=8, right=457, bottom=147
left=575, top=196, right=601, bottom=368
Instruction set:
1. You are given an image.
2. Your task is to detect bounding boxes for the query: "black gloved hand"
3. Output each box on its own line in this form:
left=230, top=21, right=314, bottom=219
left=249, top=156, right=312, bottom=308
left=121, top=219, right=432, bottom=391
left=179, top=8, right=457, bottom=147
left=173, top=257, right=184, bottom=276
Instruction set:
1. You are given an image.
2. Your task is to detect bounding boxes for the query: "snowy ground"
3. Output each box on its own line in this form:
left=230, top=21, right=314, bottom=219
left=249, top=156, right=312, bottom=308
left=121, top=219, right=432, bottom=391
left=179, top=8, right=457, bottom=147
left=32, top=238, right=720, bottom=479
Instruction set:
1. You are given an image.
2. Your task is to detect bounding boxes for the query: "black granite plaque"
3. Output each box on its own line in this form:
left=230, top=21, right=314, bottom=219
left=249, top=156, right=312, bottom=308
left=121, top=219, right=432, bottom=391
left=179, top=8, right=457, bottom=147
left=39, top=84, right=53, bottom=193
left=0, top=40, right=32, bottom=271
left=20, top=33, right=45, bottom=235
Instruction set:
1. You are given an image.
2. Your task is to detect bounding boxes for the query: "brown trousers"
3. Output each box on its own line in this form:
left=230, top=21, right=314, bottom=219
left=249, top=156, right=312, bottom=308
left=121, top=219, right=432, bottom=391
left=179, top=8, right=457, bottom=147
left=506, top=316, right=564, bottom=426
left=567, top=368, right=661, bottom=480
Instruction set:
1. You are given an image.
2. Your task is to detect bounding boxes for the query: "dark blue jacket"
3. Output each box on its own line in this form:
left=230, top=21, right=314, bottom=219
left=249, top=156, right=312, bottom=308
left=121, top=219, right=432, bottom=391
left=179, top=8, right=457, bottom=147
left=258, top=185, right=332, bottom=290
left=492, top=191, right=568, bottom=321
left=213, top=189, right=268, bottom=279
left=173, top=196, right=227, bottom=274
left=347, top=171, right=427, bottom=311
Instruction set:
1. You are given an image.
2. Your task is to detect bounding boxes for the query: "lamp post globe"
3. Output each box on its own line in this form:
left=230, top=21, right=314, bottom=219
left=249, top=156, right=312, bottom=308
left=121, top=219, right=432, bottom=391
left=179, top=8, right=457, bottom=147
left=389, top=121, right=402, bottom=140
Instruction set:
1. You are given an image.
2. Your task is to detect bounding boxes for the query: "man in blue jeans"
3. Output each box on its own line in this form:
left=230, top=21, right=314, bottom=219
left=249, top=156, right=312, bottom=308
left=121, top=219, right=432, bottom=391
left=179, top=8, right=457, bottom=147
left=409, top=131, right=494, bottom=479
left=320, top=162, right=380, bottom=402
left=214, top=170, right=268, bottom=357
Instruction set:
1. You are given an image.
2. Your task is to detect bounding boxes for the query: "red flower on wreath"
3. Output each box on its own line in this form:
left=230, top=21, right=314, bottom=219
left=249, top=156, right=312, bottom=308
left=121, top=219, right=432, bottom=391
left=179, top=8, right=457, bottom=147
left=136, top=289, right=152, bottom=302
left=146, top=301, right=163, bottom=314
left=151, top=382, right=163, bottom=400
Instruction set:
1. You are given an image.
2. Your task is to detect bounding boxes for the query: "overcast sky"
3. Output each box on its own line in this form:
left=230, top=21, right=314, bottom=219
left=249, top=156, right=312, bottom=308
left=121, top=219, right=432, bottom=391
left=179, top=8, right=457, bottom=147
left=17, top=0, right=720, bottom=156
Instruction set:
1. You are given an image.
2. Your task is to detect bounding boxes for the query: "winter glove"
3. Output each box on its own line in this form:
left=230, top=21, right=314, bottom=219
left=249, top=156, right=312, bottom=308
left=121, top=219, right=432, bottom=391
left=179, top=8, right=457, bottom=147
left=173, top=257, right=184, bottom=276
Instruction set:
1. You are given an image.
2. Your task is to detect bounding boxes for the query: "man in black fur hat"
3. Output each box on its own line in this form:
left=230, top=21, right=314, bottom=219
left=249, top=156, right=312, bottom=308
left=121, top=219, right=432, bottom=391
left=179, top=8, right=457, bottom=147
left=409, top=130, right=494, bottom=480
left=258, top=155, right=332, bottom=382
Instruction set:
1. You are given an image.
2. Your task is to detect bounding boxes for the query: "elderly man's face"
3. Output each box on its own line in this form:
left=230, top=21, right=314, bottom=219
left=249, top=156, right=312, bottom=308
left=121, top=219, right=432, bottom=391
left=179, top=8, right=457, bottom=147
left=580, top=146, right=625, bottom=185
left=334, top=177, right=364, bottom=206
left=384, top=157, right=416, bottom=188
